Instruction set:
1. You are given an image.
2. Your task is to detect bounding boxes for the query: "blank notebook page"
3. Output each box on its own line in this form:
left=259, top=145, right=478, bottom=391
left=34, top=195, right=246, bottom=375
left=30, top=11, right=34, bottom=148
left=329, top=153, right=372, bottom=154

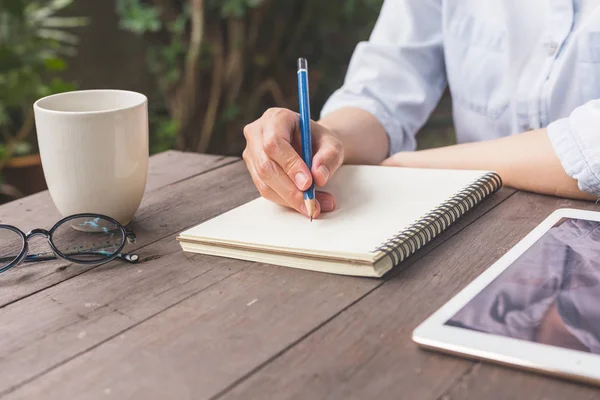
left=180, top=165, right=489, bottom=258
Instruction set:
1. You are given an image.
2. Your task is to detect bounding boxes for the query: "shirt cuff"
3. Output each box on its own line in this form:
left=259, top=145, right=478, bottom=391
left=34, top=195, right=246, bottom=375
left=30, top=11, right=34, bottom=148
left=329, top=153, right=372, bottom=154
left=547, top=115, right=600, bottom=196
left=320, top=93, right=414, bottom=156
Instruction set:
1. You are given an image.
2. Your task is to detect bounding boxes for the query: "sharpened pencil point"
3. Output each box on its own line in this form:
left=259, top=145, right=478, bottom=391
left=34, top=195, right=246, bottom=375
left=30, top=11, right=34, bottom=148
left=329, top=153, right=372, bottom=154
left=304, top=198, right=315, bottom=222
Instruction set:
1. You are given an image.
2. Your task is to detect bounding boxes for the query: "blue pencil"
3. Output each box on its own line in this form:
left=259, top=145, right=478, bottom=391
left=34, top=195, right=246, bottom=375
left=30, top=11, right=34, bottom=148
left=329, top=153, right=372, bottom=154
left=297, top=57, right=315, bottom=221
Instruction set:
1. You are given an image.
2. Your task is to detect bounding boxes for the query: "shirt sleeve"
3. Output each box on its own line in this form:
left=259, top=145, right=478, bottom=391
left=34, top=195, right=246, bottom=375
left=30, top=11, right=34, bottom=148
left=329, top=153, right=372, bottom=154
left=547, top=99, right=600, bottom=196
left=319, top=0, right=446, bottom=155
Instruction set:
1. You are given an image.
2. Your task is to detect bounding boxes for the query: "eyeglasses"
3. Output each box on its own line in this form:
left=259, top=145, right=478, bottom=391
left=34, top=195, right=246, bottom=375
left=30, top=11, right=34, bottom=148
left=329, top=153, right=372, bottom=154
left=0, top=213, right=139, bottom=274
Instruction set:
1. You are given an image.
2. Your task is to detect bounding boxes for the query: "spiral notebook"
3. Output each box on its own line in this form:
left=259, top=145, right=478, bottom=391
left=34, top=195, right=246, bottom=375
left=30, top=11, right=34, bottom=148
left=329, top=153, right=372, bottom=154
left=177, top=165, right=502, bottom=277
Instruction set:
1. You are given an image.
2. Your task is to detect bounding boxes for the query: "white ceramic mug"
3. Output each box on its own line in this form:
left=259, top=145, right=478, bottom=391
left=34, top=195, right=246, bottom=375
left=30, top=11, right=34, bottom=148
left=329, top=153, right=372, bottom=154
left=33, top=89, right=149, bottom=226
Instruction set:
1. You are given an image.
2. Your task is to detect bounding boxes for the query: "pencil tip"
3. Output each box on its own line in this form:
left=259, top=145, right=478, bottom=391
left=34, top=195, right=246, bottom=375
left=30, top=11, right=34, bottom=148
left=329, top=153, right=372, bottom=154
left=304, top=198, right=315, bottom=222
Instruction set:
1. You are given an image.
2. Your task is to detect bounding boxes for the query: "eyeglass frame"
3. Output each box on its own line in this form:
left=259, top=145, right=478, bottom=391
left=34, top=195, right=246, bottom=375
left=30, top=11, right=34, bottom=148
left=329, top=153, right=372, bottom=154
left=0, top=213, right=139, bottom=274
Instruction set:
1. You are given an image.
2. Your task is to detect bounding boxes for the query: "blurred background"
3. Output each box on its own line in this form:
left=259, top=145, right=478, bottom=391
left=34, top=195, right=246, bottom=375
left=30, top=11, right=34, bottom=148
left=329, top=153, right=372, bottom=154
left=0, top=0, right=455, bottom=204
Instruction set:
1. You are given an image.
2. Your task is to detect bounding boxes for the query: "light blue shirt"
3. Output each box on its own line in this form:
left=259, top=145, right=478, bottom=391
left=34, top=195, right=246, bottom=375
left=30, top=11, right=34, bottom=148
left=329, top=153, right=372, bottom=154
left=320, top=0, right=600, bottom=196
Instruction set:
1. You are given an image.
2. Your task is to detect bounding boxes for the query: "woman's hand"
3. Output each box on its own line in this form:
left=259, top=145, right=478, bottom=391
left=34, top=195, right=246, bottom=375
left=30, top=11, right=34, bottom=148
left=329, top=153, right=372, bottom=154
left=242, top=108, right=345, bottom=218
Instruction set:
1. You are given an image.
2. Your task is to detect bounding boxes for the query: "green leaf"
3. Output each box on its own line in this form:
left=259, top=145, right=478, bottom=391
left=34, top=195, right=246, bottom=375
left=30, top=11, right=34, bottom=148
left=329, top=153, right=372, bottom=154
left=0, top=45, right=22, bottom=72
left=0, top=0, right=26, bottom=18
left=43, top=57, right=67, bottom=71
left=13, top=141, right=32, bottom=156
left=35, top=28, right=79, bottom=44
left=46, top=77, right=76, bottom=94
left=37, top=78, right=75, bottom=98
left=167, top=7, right=189, bottom=35
left=116, top=0, right=162, bottom=35
left=150, top=116, right=178, bottom=154
left=41, top=16, right=89, bottom=28
left=164, top=69, right=180, bottom=85
left=222, top=104, right=240, bottom=121
left=221, top=0, right=246, bottom=17
left=26, top=0, right=75, bottom=21
left=0, top=144, right=9, bottom=160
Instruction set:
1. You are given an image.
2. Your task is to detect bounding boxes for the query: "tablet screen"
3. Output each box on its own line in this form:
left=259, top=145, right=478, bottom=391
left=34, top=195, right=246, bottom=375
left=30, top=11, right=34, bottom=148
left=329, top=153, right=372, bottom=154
left=446, top=217, right=600, bottom=354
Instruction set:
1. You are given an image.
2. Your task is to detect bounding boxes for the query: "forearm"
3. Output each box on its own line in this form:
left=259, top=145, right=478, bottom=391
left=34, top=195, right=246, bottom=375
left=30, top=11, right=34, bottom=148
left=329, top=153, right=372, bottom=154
left=318, top=107, right=389, bottom=165
left=384, top=128, right=597, bottom=201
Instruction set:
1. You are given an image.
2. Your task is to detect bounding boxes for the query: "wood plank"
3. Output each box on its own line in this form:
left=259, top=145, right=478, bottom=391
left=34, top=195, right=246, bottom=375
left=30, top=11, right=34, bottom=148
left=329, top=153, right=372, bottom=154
left=145, top=150, right=236, bottom=191
left=438, top=362, right=600, bottom=400
left=1, top=256, right=375, bottom=400
left=0, top=152, right=237, bottom=307
left=0, top=161, right=259, bottom=396
left=0, top=239, right=250, bottom=397
left=1, top=188, right=515, bottom=399
left=214, top=191, right=600, bottom=400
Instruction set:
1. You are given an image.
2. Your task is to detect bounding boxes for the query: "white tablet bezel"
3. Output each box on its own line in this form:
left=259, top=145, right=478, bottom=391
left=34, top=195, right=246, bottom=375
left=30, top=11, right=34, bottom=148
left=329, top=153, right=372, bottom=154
left=412, top=207, right=600, bottom=385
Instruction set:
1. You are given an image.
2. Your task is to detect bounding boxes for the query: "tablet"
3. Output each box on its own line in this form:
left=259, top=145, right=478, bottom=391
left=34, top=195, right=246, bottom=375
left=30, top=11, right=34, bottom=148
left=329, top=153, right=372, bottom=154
left=412, top=208, right=600, bottom=386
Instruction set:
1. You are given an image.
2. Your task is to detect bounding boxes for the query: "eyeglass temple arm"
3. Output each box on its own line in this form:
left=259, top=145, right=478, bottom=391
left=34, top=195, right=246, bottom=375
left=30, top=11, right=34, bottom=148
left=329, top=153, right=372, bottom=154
left=0, top=251, right=139, bottom=264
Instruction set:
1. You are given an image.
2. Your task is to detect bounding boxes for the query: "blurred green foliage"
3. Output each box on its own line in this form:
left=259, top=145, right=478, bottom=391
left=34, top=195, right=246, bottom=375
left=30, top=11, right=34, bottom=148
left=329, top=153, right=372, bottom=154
left=0, top=0, right=87, bottom=159
left=116, top=0, right=384, bottom=155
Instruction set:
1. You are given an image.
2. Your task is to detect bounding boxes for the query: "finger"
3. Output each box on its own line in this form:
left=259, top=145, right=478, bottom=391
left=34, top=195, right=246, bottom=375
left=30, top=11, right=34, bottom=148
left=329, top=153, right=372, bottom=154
left=244, top=117, right=321, bottom=218
left=311, top=133, right=344, bottom=187
left=253, top=169, right=323, bottom=218
left=244, top=142, right=288, bottom=207
left=246, top=159, right=288, bottom=207
left=262, top=109, right=313, bottom=191
left=249, top=147, right=323, bottom=218
left=315, top=191, right=336, bottom=213
left=252, top=146, right=320, bottom=218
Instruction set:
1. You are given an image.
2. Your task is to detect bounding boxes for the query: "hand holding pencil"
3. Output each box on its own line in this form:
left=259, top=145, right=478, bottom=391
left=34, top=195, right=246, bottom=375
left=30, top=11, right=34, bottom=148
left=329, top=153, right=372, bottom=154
left=241, top=58, right=344, bottom=220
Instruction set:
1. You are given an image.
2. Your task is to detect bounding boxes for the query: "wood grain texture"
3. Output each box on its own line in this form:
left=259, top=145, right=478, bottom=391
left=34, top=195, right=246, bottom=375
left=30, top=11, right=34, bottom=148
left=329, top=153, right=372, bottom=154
left=0, top=152, right=236, bottom=308
left=0, top=239, right=250, bottom=398
left=3, top=263, right=379, bottom=400
left=2, top=188, right=515, bottom=399
left=0, top=162, right=258, bottom=392
left=0, top=160, right=258, bottom=396
left=145, top=150, right=236, bottom=191
left=439, top=362, right=600, bottom=400
left=216, top=191, right=600, bottom=400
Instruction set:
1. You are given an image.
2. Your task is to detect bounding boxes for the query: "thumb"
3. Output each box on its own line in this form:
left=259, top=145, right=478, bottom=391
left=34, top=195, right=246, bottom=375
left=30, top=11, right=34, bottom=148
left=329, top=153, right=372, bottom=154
left=311, top=133, right=344, bottom=187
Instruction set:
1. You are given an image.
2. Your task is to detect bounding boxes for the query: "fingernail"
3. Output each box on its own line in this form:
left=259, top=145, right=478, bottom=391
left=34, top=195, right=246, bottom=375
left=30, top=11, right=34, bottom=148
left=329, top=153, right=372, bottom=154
left=320, top=199, right=334, bottom=212
left=295, top=172, right=309, bottom=189
left=318, top=165, right=330, bottom=182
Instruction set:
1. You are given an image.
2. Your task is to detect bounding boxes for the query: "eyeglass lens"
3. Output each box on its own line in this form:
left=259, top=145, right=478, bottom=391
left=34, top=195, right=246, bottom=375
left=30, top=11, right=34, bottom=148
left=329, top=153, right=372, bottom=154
left=0, top=228, right=23, bottom=269
left=52, top=216, right=125, bottom=262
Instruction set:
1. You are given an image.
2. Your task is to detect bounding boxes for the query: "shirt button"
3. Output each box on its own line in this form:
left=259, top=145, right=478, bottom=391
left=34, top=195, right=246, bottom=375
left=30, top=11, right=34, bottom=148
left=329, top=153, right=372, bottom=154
left=545, top=41, right=558, bottom=56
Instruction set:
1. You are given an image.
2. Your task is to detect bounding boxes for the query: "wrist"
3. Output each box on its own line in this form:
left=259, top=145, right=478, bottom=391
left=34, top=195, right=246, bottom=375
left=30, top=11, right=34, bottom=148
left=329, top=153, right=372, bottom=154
left=317, top=107, right=388, bottom=165
left=382, top=151, right=422, bottom=168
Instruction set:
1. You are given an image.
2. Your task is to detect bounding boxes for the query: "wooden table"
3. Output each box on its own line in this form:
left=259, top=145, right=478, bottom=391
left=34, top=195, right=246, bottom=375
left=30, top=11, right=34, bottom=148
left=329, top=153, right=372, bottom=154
left=1, top=150, right=599, bottom=400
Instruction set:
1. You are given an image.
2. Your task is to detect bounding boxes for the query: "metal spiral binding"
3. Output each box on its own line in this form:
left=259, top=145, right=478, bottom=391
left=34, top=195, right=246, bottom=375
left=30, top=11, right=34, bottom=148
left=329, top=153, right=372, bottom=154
left=374, top=172, right=502, bottom=267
